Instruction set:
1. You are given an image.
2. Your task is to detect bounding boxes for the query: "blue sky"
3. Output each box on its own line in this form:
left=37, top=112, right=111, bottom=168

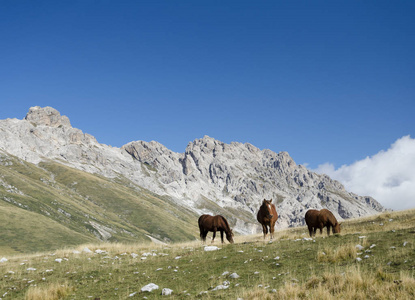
left=1, top=0, right=414, bottom=174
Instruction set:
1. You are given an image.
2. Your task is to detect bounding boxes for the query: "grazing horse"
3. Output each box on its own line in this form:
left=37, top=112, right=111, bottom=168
left=257, top=199, right=278, bottom=240
left=198, top=214, right=234, bottom=244
left=305, top=208, right=341, bottom=237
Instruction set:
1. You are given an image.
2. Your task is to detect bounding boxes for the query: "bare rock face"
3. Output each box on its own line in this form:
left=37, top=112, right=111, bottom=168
left=122, top=141, right=183, bottom=184
left=25, top=106, right=71, bottom=127
left=0, top=107, right=385, bottom=234
left=122, top=135, right=384, bottom=230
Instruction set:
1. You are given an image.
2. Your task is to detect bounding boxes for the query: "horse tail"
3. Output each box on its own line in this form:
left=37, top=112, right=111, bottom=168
left=198, top=215, right=206, bottom=240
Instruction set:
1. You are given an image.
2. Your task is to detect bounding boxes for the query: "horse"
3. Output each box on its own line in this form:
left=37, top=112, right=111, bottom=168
left=305, top=208, right=341, bottom=237
left=257, top=199, right=278, bottom=241
left=198, top=214, right=234, bottom=244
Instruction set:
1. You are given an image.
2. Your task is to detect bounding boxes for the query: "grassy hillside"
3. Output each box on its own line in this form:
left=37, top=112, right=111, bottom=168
left=0, top=209, right=414, bottom=299
left=0, top=153, right=199, bottom=255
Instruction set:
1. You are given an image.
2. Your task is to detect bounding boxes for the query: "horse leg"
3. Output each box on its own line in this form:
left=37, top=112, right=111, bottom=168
left=262, top=224, right=268, bottom=239
left=200, top=230, right=205, bottom=243
left=270, top=222, right=275, bottom=241
left=220, top=230, right=224, bottom=244
left=308, top=225, right=313, bottom=237
left=211, top=229, right=216, bottom=243
left=202, top=230, right=209, bottom=244
left=199, top=227, right=204, bottom=242
left=326, top=225, right=331, bottom=236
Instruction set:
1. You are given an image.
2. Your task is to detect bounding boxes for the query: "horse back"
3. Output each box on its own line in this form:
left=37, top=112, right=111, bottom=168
left=305, top=209, right=320, bottom=226
left=318, top=209, right=338, bottom=226
left=199, top=214, right=229, bottom=231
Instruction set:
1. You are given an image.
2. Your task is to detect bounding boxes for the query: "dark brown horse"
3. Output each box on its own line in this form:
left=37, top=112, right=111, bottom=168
left=305, top=208, right=341, bottom=237
left=198, top=214, right=234, bottom=244
left=257, top=199, right=278, bottom=240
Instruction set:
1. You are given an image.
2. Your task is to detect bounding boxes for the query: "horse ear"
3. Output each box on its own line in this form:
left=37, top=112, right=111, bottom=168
left=269, top=199, right=273, bottom=203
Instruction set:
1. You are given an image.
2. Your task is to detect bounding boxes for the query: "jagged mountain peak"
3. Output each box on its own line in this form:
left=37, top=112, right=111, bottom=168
left=25, top=106, right=71, bottom=128
left=187, top=135, right=259, bottom=153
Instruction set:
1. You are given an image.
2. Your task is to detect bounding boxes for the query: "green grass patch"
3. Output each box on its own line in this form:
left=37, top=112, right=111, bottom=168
left=0, top=209, right=413, bottom=299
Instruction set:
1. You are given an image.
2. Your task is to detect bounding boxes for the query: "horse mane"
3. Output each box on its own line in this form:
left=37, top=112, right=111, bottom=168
left=321, top=209, right=337, bottom=225
left=219, top=215, right=232, bottom=234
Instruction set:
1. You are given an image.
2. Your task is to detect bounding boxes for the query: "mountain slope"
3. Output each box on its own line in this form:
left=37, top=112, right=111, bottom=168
left=0, top=152, right=199, bottom=254
left=0, top=106, right=384, bottom=243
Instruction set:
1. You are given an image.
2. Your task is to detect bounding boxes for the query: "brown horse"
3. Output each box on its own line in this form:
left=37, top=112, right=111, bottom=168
left=198, top=214, right=234, bottom=244
left=305, top=208, right=341, bottom=237
left=257, top=199, right=278, bottom=240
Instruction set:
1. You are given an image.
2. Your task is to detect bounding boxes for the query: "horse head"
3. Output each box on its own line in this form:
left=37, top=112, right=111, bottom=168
left=226, top=229, right=234, bottom=244
left=333, top=222, right=341, bottom=234
left=262, top=199, right=274, bottom=219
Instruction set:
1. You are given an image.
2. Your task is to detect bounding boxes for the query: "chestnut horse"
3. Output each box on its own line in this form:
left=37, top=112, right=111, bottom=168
left=257, top=199, right=278, bottom=240
left=305, top=208, right=341, bottom=237
left=198, top=214, right=234, bottom=244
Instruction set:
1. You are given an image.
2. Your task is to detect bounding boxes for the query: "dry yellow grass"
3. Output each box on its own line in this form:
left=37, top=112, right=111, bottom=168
left=317, top=243, right=358, bottom=263
left=240, top=266, right=415, bottom=300
left=25, top=282, right=71, bottom=300
left=340, top=209, right=415, bottom=235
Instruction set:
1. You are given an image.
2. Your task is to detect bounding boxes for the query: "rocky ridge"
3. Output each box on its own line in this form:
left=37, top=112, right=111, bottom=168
left=0, top=106, right=384, bottom=233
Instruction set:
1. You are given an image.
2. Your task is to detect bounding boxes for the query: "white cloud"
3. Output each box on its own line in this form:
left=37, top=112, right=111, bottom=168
left=313, top=136, right=415, bottom=211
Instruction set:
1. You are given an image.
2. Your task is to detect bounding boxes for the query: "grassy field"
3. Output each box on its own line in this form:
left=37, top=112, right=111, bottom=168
left=0, top=209, right=414, bottom=299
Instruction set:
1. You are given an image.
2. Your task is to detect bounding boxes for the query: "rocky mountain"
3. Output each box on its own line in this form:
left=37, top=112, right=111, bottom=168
left=0, top=106, right=384, bottom=236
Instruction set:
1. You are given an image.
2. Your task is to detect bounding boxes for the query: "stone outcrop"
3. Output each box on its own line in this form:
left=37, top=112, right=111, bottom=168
left=0, top=107, right=385, bottom=233
left=25, top=106, right=71, bottom=127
